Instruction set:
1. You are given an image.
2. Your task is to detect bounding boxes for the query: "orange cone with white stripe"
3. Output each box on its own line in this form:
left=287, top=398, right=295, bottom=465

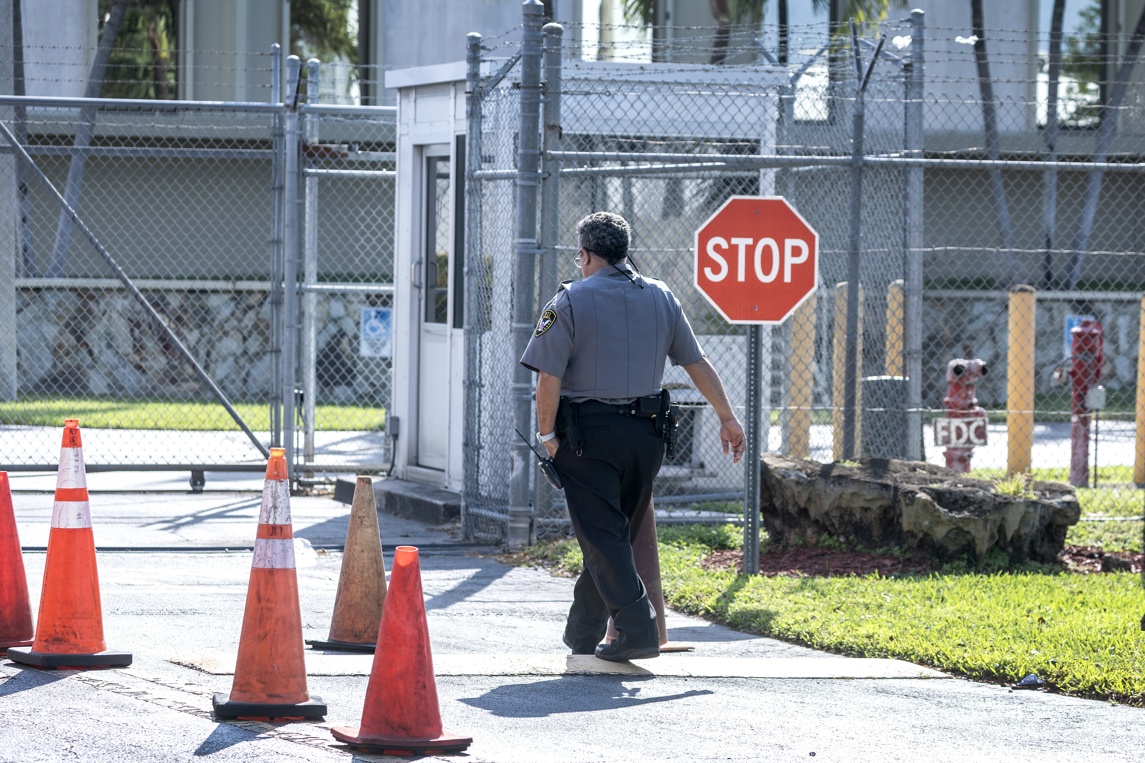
left=0, top=471, right=34, bottom=654
left=331, top=546, right=471, bottom=755
left=212, top=447, right=326, bottom=720
left=7, top=420, right=131, bottom=669
left=307, top=475, right=387, bottom=653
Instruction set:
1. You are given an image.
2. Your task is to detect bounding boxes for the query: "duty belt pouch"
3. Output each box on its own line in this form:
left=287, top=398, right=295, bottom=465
left=558, top=397, right=585, bottom=456
left=658, top=389, right=681, bottom=458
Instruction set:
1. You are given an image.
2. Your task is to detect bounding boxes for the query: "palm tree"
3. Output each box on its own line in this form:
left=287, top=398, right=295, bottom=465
left=101, top=0, right=178, bottom=100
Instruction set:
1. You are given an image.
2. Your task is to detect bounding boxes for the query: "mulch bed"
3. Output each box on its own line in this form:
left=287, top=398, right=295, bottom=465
left=1059, top=545, right=1144, bottom=575
left=701, top=545, right=1144, bottom=577
left=700, top=547, right=937, bottom=577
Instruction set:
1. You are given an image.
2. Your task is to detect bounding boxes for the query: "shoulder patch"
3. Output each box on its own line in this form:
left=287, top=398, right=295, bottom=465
left=534, top=308, right=557, bottom=337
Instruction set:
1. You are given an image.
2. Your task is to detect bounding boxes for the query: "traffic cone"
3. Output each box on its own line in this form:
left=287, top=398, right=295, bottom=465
left=307, top=475, right=387, bottom=653
left=605, top=499, right=693, bottom=652
left=331, top=546, right=471, bottom=756
left=212, top=447, right=326, bottom=721
left=0, top=471, right=34, bottom=654
left=7, top=420, right=131, bottom=669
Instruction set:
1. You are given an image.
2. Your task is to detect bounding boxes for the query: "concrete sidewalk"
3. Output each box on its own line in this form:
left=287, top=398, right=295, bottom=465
left=2, top=484, right=1143, bottom=762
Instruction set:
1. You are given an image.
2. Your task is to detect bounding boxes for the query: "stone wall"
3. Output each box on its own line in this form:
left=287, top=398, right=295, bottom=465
left=15, top=287, right=391, bottom=405
left=922, top=293, right=1141, bottom=408
left=14, top=286, right=1140, bottom=413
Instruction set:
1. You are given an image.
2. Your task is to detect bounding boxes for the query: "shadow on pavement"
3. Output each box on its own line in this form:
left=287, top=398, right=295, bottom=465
left=459, top=675, right=714, bottom=717
left=142, top=498, right=262, bottom=533
left=0, top=664, right=70, bottom=697
left=424, top=558, right=514, bottom=612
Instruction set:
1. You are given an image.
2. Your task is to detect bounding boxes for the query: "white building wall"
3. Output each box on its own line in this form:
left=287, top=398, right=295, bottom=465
left=910, top=0, right=1040, bottom=135
left=181, top=0, right=289, bottom=103
left=19, top=0, right=98, bottom=97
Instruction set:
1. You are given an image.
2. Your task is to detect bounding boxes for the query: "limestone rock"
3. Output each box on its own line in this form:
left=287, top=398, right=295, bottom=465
left=759, top=455, right=1080, bottom=564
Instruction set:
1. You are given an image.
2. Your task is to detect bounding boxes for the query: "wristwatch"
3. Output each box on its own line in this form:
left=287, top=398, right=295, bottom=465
left=536, top=430, right=557, bottom=444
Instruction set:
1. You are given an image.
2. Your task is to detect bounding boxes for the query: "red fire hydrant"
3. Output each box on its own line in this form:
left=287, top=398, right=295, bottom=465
left=1068, top=318, right=1104, bottom=487
left=942, top=359, right=988, bottom=472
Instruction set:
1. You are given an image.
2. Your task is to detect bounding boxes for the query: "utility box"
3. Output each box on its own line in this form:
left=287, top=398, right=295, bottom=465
left=861, top=375, right=907, bottom=459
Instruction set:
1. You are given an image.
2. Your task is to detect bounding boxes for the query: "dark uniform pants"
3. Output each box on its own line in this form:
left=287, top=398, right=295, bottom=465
left=554, top=410, right=664, bottom=652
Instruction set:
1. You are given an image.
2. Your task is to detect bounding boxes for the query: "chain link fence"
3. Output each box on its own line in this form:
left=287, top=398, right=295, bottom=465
left=298, top=101, right=397, bottom=476
left=463, top=11, right=1145, bottom=548
left=0, top=50, right=396, bottom=484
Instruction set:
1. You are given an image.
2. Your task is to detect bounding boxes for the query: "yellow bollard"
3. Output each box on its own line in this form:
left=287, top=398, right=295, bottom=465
left=832, top=283, right=863, bottom=461
left=1134, top=295, right=1145, bottom=485
left=884, top=279, right=904, bottom=377
left=1007, top=285, right=1036, bottom=476
left=787, top=293, right=817, bottom=459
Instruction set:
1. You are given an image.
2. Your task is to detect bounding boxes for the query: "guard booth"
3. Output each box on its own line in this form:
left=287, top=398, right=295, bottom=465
left=385, top=63, right=471, bottom=492
left=385, top=53, right=786, bottom=531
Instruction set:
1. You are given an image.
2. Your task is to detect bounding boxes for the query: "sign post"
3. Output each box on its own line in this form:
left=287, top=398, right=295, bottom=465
left=695, top=197, right=819, bottom=574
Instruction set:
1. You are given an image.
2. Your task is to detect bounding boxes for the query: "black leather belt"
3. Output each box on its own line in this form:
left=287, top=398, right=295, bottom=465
left=576, top=397, right=659, bottom=418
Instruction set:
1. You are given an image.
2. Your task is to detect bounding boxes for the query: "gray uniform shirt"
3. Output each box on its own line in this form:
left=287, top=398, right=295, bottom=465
left=520, top=266, right=704, bottom=402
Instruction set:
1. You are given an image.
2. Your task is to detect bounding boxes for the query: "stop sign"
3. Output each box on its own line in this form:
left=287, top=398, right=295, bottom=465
left=694, top=196, right=819, bottom=324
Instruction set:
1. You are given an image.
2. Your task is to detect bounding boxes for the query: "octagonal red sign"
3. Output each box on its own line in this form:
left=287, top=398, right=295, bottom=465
left=694, top=196, right=819, bottom=324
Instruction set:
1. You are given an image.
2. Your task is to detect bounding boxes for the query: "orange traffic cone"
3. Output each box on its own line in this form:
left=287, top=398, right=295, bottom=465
left=605, top=499, right=693, bottom=652
left=0, top=471, right=34, bottom=654
left=331, top=546, right=471, bottom=756
left=307, top=475, right=387, bottom=653
left=213, top=448, right=326, bottom=720
left=7, top=420, right=131, bottom=669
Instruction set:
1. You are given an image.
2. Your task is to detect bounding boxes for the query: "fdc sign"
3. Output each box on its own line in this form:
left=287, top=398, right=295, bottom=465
left=694, top=196, right=819, bottom=324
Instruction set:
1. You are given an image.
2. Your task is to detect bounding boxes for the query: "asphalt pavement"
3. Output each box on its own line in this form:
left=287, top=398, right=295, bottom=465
left=2, top=476, right=1144, bottom=763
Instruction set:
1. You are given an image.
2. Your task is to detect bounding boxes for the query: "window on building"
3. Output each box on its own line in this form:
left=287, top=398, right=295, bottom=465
left=1039, top=0, right=1104, bottom=128
left=99, top=0, right=179, bottom=100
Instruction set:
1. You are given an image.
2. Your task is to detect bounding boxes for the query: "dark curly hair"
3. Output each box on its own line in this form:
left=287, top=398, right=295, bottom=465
left=577, top=212, right=630, bottom=265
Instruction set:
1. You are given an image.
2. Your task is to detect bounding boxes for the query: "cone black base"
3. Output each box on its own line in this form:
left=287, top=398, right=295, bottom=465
left=6, top=647, right=132, bottom=670
left=212, top=693, right=327, bottom=721
left=331, top=726, right=472, bottom=756
left=305, top=638, right=376, bottom=654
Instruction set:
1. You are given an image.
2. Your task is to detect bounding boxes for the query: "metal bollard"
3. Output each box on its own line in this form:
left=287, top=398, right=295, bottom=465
left=942, top=359, right=988, bottom=472
left=1068, top=318, right=1104, bottom=487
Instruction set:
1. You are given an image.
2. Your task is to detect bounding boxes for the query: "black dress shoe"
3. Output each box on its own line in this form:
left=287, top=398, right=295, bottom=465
left=593, top=639, right=659, bottom=662
left=562, top=632, right=597, bottom=656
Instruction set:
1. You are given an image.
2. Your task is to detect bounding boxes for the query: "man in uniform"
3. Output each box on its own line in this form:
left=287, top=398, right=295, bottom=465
left=520, top=211, right=746, bottom=662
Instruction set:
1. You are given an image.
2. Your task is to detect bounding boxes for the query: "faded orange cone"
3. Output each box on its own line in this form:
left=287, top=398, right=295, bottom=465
left=8, top=420, right=131, bottom=669
left=212, top=447, right=326, bottom=721
left=605, top=500, right=693, bottom=652
left=307, top=475, right=387, bottom=653
left=0, top=471, right=34, bottom=654
left=331, top=546, right=471, bottom=756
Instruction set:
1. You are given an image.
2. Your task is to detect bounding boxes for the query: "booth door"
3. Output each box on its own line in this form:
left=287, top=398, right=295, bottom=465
left=416, top=148, right=455, bottom=471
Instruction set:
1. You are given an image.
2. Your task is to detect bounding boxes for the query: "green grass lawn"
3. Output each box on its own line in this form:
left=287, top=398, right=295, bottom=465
left=508, top=513, right=1145, bottom=705
left=0, top=396, right=385, bottom=432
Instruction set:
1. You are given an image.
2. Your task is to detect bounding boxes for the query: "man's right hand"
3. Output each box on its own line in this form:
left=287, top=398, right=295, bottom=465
left=720, top=418, right=746, bottom=465
left=543, top=437, right=560, bottom=458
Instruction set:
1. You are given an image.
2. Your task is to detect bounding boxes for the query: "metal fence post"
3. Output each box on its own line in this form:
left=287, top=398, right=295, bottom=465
left=534, top=21, right=564, bottom=541
left=841, top=26, right=866, bottom=461
left=302, top=58, right=320, bottom=465
left=463, top=32, right=483, bottom=537
left=744, top=325, right=762, bottom=574
left=269, top=44, right=284, bottom=448
left=904, top=10, right=925, bottom=461
left=283, top=55, right=302, bottom=479
left=508, top=0, right=545, bottom=547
